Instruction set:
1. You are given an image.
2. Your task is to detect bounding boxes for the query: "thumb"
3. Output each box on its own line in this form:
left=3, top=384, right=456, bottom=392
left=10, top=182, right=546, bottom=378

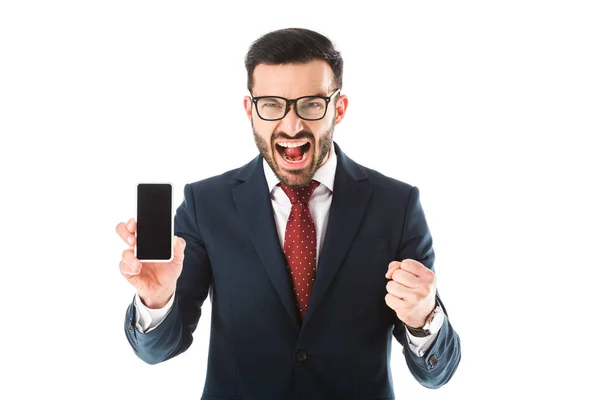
left=173, top=236, right=186, bottom=263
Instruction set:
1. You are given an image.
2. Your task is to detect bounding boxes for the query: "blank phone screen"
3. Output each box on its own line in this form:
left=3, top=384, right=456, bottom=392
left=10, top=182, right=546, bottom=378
left=136, top=183, right=172, bottom=261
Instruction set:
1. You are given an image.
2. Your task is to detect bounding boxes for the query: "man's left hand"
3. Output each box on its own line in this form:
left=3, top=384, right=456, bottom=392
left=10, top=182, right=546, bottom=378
left=384, top=259, right=437, bottom=329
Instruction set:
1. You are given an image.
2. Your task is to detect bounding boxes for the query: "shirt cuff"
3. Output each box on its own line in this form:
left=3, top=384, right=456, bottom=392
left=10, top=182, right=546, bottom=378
left=405, top=312, right=445, bottom=357
left=134, top=291, right=176, bottom=333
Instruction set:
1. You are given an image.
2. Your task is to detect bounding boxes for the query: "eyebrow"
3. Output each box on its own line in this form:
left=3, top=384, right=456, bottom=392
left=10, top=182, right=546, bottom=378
left=255, top=91, right=329, bottom=98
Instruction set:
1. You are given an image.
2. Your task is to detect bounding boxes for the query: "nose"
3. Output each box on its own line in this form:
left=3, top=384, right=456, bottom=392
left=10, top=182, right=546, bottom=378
left=277, top=103, right=305, bottom=136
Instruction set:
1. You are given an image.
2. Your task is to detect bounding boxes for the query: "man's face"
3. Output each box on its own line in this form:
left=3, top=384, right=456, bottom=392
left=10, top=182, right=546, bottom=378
left=244, top=60, right=348, bottom=187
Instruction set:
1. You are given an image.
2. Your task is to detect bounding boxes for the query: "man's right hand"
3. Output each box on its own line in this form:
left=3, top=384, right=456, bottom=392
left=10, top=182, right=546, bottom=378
left=116, top=218, right=186, bottom=309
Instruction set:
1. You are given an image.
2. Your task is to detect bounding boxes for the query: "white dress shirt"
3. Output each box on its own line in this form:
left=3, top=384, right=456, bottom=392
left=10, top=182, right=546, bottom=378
left=134, top=146, right=442, bottom=357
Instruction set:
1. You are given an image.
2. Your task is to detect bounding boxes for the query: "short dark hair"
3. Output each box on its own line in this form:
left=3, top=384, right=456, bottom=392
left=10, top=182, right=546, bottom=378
left=244, top=28, right=343, bottom=93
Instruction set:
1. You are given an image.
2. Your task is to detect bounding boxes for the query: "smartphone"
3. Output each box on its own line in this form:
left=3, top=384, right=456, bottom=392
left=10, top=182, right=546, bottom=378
left=135, top=183, right=173, bottom=262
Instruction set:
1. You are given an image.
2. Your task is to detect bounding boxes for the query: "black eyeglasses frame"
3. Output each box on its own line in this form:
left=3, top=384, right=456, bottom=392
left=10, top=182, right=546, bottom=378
left=250, top=88, right=341, bottom=121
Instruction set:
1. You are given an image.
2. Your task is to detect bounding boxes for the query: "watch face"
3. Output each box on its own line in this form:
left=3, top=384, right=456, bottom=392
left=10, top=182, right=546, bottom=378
left=428, top=307, right=444, bottom=332
left=424, top=306, right=439, bottom=326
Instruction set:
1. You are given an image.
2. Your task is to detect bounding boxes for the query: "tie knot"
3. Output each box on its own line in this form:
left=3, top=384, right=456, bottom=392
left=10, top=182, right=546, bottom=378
left=279, top=180, right=320, bottom=204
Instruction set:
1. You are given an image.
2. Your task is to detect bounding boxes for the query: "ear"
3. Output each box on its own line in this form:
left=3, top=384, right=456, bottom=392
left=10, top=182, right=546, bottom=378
left=243, top=96, right=253, bottom=121
left=333, top=94, right=348, bottom=125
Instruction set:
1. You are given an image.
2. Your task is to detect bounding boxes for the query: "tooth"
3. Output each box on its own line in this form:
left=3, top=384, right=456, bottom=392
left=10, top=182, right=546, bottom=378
left=277, top=141, right=307, bottom=148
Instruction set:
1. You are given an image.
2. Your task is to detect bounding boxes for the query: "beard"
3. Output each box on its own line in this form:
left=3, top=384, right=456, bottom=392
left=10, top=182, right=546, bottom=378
left=252, top=116, right=335, bottom=188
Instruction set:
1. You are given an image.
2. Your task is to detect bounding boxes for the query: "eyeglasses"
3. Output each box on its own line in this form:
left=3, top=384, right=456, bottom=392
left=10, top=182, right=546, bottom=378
left=250, top=88, right=340, bottom=121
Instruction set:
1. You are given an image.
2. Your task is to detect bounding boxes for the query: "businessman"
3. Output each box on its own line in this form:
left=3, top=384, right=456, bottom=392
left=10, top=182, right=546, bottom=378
left=117, top=28, right=461, bottom=399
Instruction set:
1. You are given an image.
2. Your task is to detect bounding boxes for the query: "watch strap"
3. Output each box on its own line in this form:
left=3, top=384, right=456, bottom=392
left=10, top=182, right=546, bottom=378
left=405, top=304, right=439, bottom=337
left=406, top=324, right=431, bottom=337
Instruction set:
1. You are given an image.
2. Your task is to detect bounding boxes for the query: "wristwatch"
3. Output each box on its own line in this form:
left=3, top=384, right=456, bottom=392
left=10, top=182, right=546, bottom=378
left=405, top=303, right=444, bottom=338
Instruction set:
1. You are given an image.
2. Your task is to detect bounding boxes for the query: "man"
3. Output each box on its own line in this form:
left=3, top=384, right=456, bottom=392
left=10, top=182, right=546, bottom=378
left=116, top=28, right=461, bottom=399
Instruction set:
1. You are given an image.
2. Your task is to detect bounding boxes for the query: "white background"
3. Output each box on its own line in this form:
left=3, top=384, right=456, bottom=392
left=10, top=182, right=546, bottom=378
left=1, top=1, right=599, bottom=399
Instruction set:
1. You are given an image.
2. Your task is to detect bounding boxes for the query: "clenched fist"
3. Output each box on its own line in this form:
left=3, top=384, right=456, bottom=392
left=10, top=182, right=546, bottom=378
left=384, top=259, right=436, bottom=329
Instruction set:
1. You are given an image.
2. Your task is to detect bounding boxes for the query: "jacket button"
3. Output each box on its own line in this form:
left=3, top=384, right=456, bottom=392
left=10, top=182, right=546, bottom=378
left=296, top=350, right=308, bottom=362
left=428, top=355, right=438, bottom=367
left=128, top=323, right=133, bottom=331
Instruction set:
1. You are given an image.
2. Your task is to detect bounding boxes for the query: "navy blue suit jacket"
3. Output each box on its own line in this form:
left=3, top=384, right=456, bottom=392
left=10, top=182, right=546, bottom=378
left=125, top=142, right=461, bottom=399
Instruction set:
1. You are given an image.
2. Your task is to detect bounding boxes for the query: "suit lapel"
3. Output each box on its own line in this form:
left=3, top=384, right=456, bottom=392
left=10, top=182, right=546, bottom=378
left=303, top=142, right=372, bottom=325
left=232, top=156, right=301, bottom=332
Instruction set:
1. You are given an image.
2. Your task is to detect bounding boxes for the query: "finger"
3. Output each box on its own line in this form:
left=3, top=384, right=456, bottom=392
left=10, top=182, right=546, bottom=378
left=116, top=221, right=136, bottom=247
left=387, top=282, right=422, bottom=307
left=392, top=268, right=420, bottom=289
left=126, top=218, right=136, bottom=234
left=399, top=259, right=428, bottom=278
left=120, top=260, right=140, bottom=277
left=402, top=259, right=436, bottom=284
left=386, top=279, right=413, bottom=299
left=385, top=293, right=412, bottom=319
left=385, top=293, right=412, bottom=318
left=385, top=292, right=404, bottom=312
left=172, top=236, right=186, bottom=265
left=122, top=248, right=141, bottom=274
left=385, top=261, right=402, bottom=279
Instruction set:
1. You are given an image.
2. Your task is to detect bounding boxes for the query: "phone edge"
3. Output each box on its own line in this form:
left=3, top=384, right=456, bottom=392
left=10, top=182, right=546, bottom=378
left=135, top=181, right=174, bottom=263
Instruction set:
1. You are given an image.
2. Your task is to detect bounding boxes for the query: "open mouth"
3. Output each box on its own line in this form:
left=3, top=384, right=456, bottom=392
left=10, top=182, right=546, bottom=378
left=275, top=141, right=311, bottom=164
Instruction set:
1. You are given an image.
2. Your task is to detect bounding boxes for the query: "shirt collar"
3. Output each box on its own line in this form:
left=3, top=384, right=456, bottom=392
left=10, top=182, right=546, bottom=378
left=263, top=144, right=338, bottom=193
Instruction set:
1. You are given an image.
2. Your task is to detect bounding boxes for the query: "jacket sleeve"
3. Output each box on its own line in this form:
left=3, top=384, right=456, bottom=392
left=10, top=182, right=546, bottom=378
left=391, top=185, right=461, bottom=388
left=124, top=183, right=213, bottom=365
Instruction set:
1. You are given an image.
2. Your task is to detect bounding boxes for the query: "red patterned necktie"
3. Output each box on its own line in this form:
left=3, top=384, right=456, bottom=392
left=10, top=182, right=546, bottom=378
left=279, top=180, right=321, bottom=319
